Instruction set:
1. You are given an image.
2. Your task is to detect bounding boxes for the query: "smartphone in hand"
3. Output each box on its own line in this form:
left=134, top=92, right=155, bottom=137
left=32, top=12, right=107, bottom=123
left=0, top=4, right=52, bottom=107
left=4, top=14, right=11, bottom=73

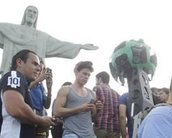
left=89, top=99, right=95, bottom=104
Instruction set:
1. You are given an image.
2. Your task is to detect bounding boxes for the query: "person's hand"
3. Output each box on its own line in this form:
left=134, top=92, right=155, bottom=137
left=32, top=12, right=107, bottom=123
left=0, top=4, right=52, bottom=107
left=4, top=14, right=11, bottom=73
left=46, top=68, right=53, bottom=89
left=45, top=68, right=53, bottom=79
left=81, top=103, right=95, bottom=112
left=81, top=44, right=99, bottom=50
left=39, top=116, right=55, bottom=128
left=36, top=69, right=47, bottom=82
left=95, top=100, right=103, bottom=110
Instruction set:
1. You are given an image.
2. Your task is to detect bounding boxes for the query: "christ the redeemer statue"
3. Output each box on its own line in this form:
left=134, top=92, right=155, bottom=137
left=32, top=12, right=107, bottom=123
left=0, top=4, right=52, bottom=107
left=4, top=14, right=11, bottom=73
left=0, top=5, right=98, bottom=74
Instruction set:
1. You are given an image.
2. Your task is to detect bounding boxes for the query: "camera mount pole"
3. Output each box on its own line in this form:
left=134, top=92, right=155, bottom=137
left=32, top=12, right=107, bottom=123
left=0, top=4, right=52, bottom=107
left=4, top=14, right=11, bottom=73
left=127, top=68, right=153, bottom=138
left=109, top=39, right=157, bottom=138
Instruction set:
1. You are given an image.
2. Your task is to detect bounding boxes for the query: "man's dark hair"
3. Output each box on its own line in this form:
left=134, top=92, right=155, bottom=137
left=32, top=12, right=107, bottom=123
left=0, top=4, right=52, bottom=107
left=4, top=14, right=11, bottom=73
left=75, top=61, right=94, bottom=72
left=160, top=87, right=169, bottom=94
left=10, top=49, right=37, bottom=70
left=96, top=71, right=110, bottom=84
left=151, top=87, right=159, bottom=94
left=62, top=82, right=72, bottom=86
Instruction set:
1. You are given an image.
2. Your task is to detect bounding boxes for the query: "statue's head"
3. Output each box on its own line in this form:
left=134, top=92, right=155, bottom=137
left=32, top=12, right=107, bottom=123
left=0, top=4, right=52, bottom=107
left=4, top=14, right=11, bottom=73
left=21, top=5, right=38, bottom=28
left=109, top=39, right=157, bottom=85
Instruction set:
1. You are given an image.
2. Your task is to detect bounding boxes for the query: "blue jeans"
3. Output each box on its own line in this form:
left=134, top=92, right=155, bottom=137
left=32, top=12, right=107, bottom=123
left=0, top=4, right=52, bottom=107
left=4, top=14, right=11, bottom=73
left=63, top=133, right=97, bottom=138
left=63, top=133, right=79, bottom=138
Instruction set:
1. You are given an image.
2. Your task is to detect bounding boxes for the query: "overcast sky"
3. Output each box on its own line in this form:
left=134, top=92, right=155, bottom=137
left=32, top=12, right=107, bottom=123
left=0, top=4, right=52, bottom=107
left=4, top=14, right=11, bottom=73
left=1, top=0, right=172, bottom=117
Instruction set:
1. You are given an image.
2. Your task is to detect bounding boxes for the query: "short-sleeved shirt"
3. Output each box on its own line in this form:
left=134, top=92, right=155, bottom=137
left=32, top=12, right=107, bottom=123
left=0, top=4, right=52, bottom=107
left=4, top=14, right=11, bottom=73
left=94, top=84, right=120, bottom=133
left=0, top=71, right=35, bottom=138
left=119, top=93, right=133, bottom=138
left=30, top=83, right=47, bottom=115
left=138, top=105, right=172, bottom=138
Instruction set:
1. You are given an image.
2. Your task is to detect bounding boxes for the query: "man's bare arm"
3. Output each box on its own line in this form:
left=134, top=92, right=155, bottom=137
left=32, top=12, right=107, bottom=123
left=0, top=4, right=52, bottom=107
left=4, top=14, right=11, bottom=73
left=53, top=87, right=94, bottom=118
left=3, top=90, right=54, bottom=127
left=119, top=104, right=127, bottom=138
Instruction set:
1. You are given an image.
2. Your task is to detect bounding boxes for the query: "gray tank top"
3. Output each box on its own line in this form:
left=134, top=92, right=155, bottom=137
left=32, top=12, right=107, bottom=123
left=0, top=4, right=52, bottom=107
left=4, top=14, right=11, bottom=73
left=63, top=87, right=95, bottom=138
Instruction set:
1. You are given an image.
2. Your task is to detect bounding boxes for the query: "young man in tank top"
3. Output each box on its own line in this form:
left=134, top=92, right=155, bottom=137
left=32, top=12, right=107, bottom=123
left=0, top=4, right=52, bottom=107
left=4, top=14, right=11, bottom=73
left=53, top=61, right=102, bottom=138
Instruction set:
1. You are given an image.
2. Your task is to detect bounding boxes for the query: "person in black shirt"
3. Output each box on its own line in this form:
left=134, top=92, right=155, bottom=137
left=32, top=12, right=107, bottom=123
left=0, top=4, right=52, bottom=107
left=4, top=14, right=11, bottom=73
left=0, top=49, right=55, bottom=138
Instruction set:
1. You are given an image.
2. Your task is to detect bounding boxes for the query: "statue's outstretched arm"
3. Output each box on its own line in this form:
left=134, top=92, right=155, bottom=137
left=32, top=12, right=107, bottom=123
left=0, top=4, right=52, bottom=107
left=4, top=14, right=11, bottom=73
left=0, top=33, right=4, bottom=48
left=80, top=44, right=99, bottom=50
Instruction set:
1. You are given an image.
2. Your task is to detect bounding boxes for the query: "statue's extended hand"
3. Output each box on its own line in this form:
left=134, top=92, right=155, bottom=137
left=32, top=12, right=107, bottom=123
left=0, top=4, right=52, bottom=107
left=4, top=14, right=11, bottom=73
left=82, top=44, right=99, bottom=50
